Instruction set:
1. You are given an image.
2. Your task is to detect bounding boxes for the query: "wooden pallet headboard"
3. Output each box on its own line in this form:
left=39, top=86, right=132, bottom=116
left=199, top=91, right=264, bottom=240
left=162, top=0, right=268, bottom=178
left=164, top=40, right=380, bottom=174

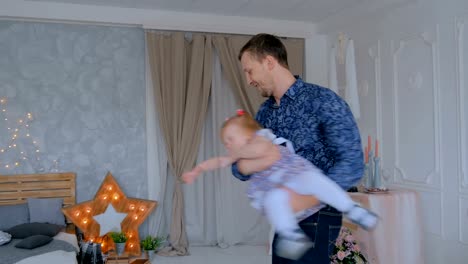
left=0, top=172, right=76, bottom=206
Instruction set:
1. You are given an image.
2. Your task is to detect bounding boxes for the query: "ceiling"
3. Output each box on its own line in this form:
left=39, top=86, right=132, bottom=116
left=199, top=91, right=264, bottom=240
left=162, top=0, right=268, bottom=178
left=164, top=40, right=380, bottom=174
left=28, top=0, right=372, bottom=23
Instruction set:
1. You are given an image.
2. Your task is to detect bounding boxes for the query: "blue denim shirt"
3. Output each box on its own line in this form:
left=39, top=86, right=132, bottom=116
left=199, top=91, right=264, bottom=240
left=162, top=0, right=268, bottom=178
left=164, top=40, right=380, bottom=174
left=232, top=77, right=364, bottom=191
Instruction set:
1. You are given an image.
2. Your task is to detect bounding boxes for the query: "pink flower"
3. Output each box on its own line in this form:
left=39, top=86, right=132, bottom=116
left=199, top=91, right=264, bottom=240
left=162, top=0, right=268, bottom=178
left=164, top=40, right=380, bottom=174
left=333, top=227, right=368, bottom=263
left=335, top=237, right=343, bottom=245
left=345, top=234, right=354, bottom=242
left=353, top=243, right=361, bottom=252
left=337, top=251, right=348, bottom=261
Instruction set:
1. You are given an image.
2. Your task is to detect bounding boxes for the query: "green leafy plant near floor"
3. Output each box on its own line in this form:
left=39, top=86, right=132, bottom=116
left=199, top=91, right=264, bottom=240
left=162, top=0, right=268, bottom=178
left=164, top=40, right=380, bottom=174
left=140, top=235, right=165, bottom=251
left=109, top=232, right=128, bottom=243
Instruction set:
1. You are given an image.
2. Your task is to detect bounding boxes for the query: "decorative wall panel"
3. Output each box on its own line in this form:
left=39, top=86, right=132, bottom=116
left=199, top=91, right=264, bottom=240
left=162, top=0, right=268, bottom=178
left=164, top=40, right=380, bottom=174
left=456, top=19, right=468, bottom=191
left=391, top=27, right=441, bottom=187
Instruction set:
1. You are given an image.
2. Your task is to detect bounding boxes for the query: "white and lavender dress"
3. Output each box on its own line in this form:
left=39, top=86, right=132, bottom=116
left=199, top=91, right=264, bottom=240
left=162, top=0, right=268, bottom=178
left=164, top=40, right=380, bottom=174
left=246, top=129, right=323, bottom=220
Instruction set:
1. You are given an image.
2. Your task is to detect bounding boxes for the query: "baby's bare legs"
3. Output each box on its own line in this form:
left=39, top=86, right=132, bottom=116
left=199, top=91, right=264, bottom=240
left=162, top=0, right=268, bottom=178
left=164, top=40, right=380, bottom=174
left=282, top=187, right=320, bottom=213
left=263, top=187, right=322, bottom=241
left=264, top=170, right=378, bottom=260
left=263, top=187, right=316, bottom=260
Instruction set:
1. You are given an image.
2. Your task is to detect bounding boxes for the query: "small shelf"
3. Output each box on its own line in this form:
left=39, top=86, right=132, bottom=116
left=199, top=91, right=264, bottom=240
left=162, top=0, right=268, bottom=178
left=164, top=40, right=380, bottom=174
left=105, top=251, right=150, bottom=264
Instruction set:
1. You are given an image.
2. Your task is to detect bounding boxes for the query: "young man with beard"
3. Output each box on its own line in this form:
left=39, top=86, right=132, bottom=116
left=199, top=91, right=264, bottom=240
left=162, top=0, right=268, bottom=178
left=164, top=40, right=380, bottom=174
left=233, top=33, right=365, bottom=263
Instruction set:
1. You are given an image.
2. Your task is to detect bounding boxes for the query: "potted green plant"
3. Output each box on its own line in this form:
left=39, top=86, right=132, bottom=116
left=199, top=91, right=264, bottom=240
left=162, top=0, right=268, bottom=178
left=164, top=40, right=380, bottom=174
left=140, top=235, right=165, bottom=259
left=109, top=231, right=128, bottom=256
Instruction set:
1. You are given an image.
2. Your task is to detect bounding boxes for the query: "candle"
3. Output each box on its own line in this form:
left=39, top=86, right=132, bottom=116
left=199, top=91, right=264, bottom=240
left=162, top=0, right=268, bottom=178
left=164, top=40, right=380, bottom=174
left=368, top=135, right=371, bottom=152
left=375, top=139, right=379, bottom=157
left=365, top=146, right=368, bottom=163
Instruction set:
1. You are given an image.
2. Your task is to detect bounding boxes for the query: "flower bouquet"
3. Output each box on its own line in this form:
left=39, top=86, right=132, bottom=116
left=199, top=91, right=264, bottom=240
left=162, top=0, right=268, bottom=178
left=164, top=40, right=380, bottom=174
left=331, top=227, right=367, bottom=264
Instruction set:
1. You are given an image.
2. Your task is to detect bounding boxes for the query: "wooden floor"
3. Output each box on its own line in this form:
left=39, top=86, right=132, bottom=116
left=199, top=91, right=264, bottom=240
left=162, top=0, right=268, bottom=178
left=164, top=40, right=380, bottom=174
left=151, top=246, right=271, bottom=264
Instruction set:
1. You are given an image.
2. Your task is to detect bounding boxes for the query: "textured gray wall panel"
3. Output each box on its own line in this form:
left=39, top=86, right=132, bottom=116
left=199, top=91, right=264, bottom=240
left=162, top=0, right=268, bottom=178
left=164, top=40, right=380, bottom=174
left=0, top=21, right=147, bottom=203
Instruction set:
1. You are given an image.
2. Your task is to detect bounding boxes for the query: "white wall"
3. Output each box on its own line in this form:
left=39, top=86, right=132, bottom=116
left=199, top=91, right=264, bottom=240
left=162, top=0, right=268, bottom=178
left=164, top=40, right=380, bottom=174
left=0, top=0, right=315, bottom=38
left=304, top=34, right=329, bottom=86
left=317, top=0, right=468, bottom=263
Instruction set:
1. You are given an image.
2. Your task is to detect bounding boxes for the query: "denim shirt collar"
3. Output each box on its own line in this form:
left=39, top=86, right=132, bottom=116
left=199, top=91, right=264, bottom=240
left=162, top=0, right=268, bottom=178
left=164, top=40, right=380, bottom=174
left=267, top=76, right=304, bottom=108
left=284, top=76, right=304, bottom=100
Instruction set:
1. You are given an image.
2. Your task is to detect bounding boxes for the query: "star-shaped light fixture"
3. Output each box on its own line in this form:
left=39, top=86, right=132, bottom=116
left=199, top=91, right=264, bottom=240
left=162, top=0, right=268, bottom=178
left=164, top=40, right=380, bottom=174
left=94, top=204, right=127, bottom=236
left=62, top=172, right=157, bottom=256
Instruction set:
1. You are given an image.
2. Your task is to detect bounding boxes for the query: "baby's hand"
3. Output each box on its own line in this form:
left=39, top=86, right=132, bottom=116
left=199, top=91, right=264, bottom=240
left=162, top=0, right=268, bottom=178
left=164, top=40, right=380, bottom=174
left=219, top=156, right=233, bottom=167
left=182, top=170, right=199, bottom=184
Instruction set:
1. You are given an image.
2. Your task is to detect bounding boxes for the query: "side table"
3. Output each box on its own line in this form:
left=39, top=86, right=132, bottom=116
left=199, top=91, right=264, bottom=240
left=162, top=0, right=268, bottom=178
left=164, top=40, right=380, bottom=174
left=346, top=189, right=424, bottom=264
left=105, top=251, right=150, bottom=264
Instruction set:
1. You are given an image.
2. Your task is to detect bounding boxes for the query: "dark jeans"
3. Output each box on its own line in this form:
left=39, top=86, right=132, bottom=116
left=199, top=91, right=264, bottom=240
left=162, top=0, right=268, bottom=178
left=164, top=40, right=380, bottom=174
left=272, top=205, right=343, bottom=264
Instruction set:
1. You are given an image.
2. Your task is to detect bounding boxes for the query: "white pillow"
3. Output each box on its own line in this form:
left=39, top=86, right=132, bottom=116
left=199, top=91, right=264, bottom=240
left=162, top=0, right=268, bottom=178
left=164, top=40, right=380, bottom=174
left=0, top=230, right=12, bottom=245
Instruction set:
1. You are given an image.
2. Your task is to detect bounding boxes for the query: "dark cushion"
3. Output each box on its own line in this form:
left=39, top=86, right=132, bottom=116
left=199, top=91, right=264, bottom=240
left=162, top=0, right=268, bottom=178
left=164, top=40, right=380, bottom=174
left=27, top=198, right=66, bottom=226
left=0, top=203, right=30, bottom=230
left=15, top=235, right=53, bottom=249
left=6, top=222, right=62, bottom=239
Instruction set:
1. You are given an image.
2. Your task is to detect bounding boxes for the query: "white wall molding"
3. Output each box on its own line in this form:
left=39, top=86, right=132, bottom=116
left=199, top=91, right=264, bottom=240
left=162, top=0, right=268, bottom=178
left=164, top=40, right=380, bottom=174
left=391, top=26, right=441, bottom=186
left=392, top=39, right=405, bottom=184
left=368, top=42, right=383, bottom=163
left=456, top=18, right=468, bottom=191
left=0, top=0, right=315, bottom=38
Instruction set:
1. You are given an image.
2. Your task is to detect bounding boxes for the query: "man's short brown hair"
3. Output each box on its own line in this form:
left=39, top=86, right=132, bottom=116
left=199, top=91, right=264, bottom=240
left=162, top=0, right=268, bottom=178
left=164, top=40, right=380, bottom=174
left=238, top=33, right=289, bottom=69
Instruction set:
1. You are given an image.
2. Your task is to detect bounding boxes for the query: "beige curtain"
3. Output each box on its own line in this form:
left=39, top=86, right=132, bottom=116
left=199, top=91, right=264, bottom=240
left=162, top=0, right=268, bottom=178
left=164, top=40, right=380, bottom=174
left=213, top=36, right=304, bottom=115
left=146, top=31, right=212, bottom=256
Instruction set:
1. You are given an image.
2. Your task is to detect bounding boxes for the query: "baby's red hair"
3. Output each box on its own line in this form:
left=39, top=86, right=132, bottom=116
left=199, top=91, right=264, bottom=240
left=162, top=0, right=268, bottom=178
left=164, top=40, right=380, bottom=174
left=221, top=110, right=262, bottom=137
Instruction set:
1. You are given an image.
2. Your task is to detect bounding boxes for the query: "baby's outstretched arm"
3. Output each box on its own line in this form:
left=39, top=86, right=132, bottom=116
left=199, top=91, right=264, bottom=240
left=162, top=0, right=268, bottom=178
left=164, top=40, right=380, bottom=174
left=182, top=156, right=236, bottom=184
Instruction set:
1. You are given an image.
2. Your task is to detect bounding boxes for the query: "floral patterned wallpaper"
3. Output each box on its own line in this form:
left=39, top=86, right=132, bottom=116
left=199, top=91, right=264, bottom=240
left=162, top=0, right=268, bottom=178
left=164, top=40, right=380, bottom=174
left=0, top=21, right=147, bottom=203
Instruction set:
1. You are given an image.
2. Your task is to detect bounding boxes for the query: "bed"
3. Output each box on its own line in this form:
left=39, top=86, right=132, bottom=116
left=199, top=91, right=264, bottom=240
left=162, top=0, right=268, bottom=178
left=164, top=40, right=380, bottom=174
left=0, top=172, right=80, bottom=264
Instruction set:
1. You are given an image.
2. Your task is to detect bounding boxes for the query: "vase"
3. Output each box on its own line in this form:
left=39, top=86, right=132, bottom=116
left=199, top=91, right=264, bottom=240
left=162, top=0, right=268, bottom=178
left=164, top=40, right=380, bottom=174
left=373, top=157, right=382, bottom=188
left=115, top=242, right=126, bottom=256
left=144, top=250, right=155, bottom=259
left=362, top=163, right=373, bottom=188
left=367, top=150, right=374, bottom=187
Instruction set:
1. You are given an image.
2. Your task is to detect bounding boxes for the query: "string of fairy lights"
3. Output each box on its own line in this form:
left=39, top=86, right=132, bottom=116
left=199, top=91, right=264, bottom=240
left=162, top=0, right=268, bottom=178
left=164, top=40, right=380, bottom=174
left=0, top=97, right=42, bottom=170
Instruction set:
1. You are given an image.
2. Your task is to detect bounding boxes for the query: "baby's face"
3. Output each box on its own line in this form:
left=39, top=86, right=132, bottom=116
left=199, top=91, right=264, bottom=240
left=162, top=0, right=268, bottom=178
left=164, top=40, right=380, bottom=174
left=221, top=124, right=251, bottom=154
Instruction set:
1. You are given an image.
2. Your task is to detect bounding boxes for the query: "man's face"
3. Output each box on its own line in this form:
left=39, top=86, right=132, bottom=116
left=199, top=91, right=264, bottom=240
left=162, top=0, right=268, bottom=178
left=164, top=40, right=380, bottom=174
left=240, top=52, right=272, bottom=97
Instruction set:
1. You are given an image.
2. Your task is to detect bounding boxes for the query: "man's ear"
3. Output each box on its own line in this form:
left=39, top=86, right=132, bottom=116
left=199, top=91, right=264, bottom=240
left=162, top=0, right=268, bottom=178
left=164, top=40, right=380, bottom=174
left=264, top=55, right=277, bottom=70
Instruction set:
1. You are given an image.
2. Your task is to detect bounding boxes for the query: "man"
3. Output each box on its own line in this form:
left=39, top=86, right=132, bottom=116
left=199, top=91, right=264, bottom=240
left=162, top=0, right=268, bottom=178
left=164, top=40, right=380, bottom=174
left=232, top=33, right=364, bottom=263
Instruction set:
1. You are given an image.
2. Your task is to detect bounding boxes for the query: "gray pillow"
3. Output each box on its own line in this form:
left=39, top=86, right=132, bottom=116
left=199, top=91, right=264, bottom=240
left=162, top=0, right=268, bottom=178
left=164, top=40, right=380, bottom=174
left=6, top=222, right=62, bottom=239
left=27, top=198, right=66, bottom=226
left=0, top=203, right=30, bottom=230
left=15, top=235, right=53, bottom=249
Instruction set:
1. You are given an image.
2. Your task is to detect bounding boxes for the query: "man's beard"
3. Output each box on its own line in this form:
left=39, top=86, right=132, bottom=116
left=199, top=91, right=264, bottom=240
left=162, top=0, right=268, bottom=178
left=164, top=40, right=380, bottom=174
left=260, top=88, right=272, bottom=97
